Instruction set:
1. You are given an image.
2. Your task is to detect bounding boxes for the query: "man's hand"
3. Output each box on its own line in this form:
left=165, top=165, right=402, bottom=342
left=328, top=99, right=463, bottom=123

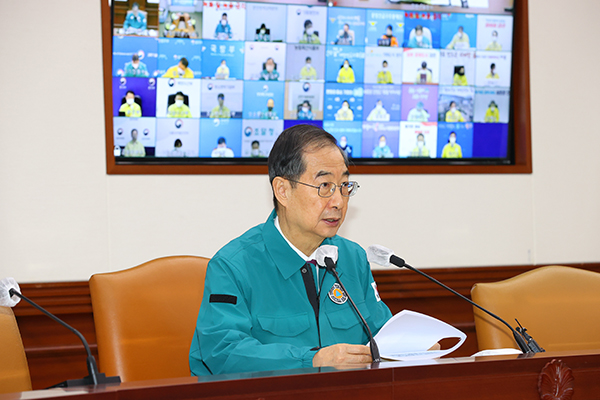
left=312, top=344, right=372, bottom=368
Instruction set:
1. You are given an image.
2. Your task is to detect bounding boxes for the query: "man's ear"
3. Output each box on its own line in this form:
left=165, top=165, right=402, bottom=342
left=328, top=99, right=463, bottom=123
left=272, top=177, right=290, bottom=209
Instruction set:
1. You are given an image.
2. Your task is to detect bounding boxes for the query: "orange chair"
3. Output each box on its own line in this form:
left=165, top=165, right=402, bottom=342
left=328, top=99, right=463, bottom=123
left=0, top=306, right=32, bottom=393
left=89, top=256, right=209, bottom=382
left=471, top=265, right=600, bottom=352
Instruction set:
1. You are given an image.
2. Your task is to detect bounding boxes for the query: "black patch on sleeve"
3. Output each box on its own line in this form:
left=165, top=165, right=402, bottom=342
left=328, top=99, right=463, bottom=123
left=209, top=294, right=237, bottom=305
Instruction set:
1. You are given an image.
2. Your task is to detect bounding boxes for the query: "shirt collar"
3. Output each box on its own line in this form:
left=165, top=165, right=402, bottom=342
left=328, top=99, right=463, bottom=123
left=274, top=215, right=317, bottom=262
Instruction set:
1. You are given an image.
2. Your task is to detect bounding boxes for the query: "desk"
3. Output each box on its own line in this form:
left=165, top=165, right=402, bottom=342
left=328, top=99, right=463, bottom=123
left=2, top=350, right=599, bottom=400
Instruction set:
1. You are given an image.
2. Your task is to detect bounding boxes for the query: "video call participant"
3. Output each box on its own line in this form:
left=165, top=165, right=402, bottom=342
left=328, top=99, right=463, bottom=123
left=260, top=58, right=280, bottom=81
left=334, top=23, right=354, bottom=45
left=124, top=54, right=149, bottom=78
left=300, top=57, right=318, bottom=81
left=122, top=129, right=145, bottom=157
left=215, top=60, right=230, bottom=80
left=407, top=25, right=431, bottom=49
left=409, top=133, right=430, bottom=158
left=338, top=135, right=353, bottom=158
left=334, top=100, right=354, bottom=121
left=441, top=131, right=462, bottom=158
left=297, top=101, right=314, bottom=120
left=485, top=30, right=502, bottom=51
left=486, top=63, right=499, bottom=79
left=337, top=59, right=355, bottom=84
left=209, top=93, right=232, bottom=118
left=167, top=92, right=192, bottom=118
left=416, top=62, right=433, bottom=84
left=169, top=139, right=185, bottom=157
left=211, top=136, right=235, bottom=157
left=446, top=26, right=470, bottom=50
left=119, top=91, right=142, bottom=117
left=261, top=98, right=278, bottom=120
left=123, top=2, right=147, bottom=34
left=215, top=13, right=232, bottom=40
left=484, top=101, right=500, bottom=122
left=189, top=125, right=392, bottom=375
left=163, top=57, right=194, bottom=78
left=453, top=66, right=468, bottom=86
left=366, top=100, right=390, bottom=122
left=299, top=20, right=320, bottom=44
left=255, top=24, right=270, bottom=42
left=380, top=24, right=398, bottom=47
left=407, top=101, right=430, bottom=122
left=445, top=101, right=465, bottom=122
left=372, top=134, right=393, bottom=158
left=250, top=140, right=265, bottom=157
left=377, top=60, right=393, bottom=84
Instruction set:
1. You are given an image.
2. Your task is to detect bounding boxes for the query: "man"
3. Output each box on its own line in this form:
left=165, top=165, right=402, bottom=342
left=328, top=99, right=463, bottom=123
left=215, top=13, right=232, bottom=40
left=409, top=133, right=430, bottom=158
left=376, top=60, right=393, bottom=84
left=211, top=137, right=234, bottom=157
left=372, top=134, right=393, bottom=158
left=407, top=101, right=430, bottom=122
left=338, top=135, right=353, bottom=158
left=119, top=91, right=142, bottom=117
left=485, top=30, right=502, bottom=51
left=446, top=26, right=470, bottom=50
left=190, top=125, right=392, bottom=375
left=380, top=25, right=398, bottom=47
left=299, top=57, right=318, bottom=81
left=334, top=100, right=354, bottom=121
left=335, top=23, right=354, bottom=45
left=123, top=2, right=147, bottom=34
left=167, top=92, right=192, bottom=118
left=163, top=57, right=194, bottom=79
left=250, top=140, right=264, bottom=157
left=124, top=54, right=149, bottom=78
left=209, top=93, right=231, bottom=118
left=300, top=20, right=320, bottom=44
left=415, top=61, right=432, bottom=84
left=260, top=58, right=280, bottom=81
left=122, top=129, right=145, bottom=157
left=407, top=25, right=431, bottom=48
left=366, top=100, right=390, bottom=122
left=261, top=98, right=278, bottom=120
left=297, top=101, right=313, bottom=120
left=445, top=101, right=465, bottom=122
left=215, top=60, right=230, bottom=79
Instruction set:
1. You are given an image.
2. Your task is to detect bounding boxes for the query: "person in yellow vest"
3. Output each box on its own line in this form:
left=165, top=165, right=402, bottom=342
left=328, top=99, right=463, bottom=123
left=484, top=101, right=500, bottom=122
left=415, top=61, right=432, bottom=84
left=119, top=91, right=142, bottom=117
left=209, top=93, right=232, bottom=118
left=162, top=57, right=194, bottom=78
left=167, top=92, right=192, bottom=118
left=336, top=59, right=355, bottom=84
left=215, top=59, right=230, bottom=79
left=445, top=101, right=465, bottom=122
left=441, top=131, right=463, bottom=158
left=376, top=60, right=393, bottom=84
left=409, top=133, right=430, bottom=158
left=122, top=129, right=145, bottom=157
left=446, top=26, right=470, bottom=50
left=486, top=63, right=499, bottom=79
left=485, top=30, right=502, bottom=51
left=453, top=66, right=468, bottom=86
left=299, top=57, right=318, bottom=80
left=299, top=20, right=321, bottom=44
left=334, top=100, right=354, bottom=121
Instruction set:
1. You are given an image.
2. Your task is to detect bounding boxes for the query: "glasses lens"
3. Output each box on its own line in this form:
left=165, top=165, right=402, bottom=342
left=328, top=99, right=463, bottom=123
left=342, top=181, right=359, bottom=197
left=318, top=182, right=335, bottom=197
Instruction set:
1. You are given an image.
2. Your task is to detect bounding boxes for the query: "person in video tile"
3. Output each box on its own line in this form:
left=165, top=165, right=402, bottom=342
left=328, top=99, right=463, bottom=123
left=119, top=91, right=142, bottom=117
left=163, top=57, right=194, bottom=78
left=167, top=92, right=192, bottom=118
left=215, top=13, right=233, bottom=40
left=124, top=54, right=149, bottom=77
left=209, top=93, right=232, bottom=118
left=122, top=128, right=146, bottom=157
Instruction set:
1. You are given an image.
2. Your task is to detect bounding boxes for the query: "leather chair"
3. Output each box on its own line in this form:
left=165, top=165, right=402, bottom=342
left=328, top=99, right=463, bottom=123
left=0, top=306, right=32, bottom=393
left=471, top=265, right=600, bottom=352
left=89, top=256, right=209, bottom=382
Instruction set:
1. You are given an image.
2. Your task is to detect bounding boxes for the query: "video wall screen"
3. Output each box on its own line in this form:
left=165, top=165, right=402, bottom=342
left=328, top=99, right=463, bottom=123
left=108, top=0, right=516, bottom=166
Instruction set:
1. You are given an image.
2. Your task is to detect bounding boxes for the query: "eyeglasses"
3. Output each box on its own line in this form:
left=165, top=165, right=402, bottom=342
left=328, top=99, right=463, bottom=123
left=286, top=179, right=360, bottom=198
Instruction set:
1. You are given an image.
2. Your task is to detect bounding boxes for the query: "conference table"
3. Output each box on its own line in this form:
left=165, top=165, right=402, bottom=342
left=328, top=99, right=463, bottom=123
left=2, top=350, right=599, bottom=400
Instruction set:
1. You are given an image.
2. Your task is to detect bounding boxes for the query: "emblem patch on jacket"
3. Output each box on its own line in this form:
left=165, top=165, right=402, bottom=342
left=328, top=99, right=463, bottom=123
left=328, top=283, right=348, bottom=305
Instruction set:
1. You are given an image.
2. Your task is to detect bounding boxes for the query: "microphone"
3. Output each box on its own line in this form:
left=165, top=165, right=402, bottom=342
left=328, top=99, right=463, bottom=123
left=0, top=277, right=121, bottom=387
left=315, top=246, right=381, bottom=363
left=366, top=245, right=545, bottom=354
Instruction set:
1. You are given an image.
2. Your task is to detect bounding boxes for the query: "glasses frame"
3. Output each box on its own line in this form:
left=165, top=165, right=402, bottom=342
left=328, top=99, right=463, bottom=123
left=285, top=179, right=360, bottom=198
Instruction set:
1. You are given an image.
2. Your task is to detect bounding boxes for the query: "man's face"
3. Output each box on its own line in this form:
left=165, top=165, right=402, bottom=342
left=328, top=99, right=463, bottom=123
left=252, top=142, right=259, bottom=150
left=267, top=99, right=274, bottom=109
left=132, top=6, right=139, bottom=16
left=344, top=24, right=349, bottom=32
left=176, top=95, right=184, bottom=103
left=386, top=28, right=392, bottom=36
left=178, top=61, right=186, bottom=70
left=416, top=29, right=423, bottom=37
left=218, top=96, right=224, bottom=106
left=132, top=130, right=138, bottom=140
left=266, top=59, right=274, bottom=68
left=284, top=146, right=350, bottom=243
left=126, top=92, right=135, bottom=102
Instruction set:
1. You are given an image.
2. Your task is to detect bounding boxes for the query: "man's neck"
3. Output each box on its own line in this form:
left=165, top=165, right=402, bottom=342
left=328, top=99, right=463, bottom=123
left=276, top=211, right=321, bottom=257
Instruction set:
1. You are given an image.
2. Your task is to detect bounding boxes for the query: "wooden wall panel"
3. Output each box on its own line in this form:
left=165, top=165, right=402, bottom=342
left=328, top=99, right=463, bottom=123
left=13, top=263, right=600, bottom=390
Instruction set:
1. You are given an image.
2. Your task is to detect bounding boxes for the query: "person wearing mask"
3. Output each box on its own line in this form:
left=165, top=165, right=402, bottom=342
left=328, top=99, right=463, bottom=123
left=215, top=13, right=232, bottom=40
left=299, top=57, right=318, bottom=81
left=484, top=101, right=500, bottom=122
left=122, top=129, right=145, bottom=157
left=407, top=25, right=432, bottom=48
left=415, top=61, right=433, bottom=84
left=167, top=92, right=192, bottom=118
left=485, top=30, right=502, bottom=51
left=255, top=24, right=270, bottom=42
left=445, top=101, right=465, bottom=122
left=486, top=63, right=499, bottom=79
left=123, top=2, right=147, bottom=34
left=300, top=20, right=320, bottom=44
left=119, top=91, right=142, bottom=117
left=250, top=140, right=265, bottom=157
left=334, top=23, right=354, bottom=45
left=124, top=54, right=149, bottom=77
left=334, top=100, right=354, bottom=121
left=336, top=59, right=355, bottom=84
left=441, top=131, right=463, bottom=158
left=407, top=101, right=430, bottom=122
left=297, top=101, right=314, bottom=120
left=163, top=57, right=194, bottom=78
left=260, top=58, right=280, bottom=81
left=215, top=60, right=230, bottom=79
left=377, top=60, right=393, bottom=84
left=409, top=133, right=430, bottom=158
left=372, top=135, right=394, bottom=158
left=446, top=26, right=470, bottom=50
left=338, top=135, right=353, bottom=158
left=211, top=136, right=235, bottom=157
left=209, top=93, right=232, bottom=118
left=366, top=100, right=390, bottom=122
left=453, top=66, right=468, bottom=86
left=261, top=98, right=278, bottom=120
left=169, top=139, right=186, bottom=157
left=380, top=24, right=398, bottom=47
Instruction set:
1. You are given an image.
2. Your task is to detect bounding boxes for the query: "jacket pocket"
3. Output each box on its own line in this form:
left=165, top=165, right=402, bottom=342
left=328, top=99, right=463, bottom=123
left=257, top=312, right=311, bottom=337
left=325, top=301, right=371, bottom=330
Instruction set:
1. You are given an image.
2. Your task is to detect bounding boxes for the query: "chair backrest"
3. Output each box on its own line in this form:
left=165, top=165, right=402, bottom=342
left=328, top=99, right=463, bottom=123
left=471, top=265, right=600, bottom=352
left=0, top=306, right=32, bottom=393
left=89, top=256, right=209, bottom=382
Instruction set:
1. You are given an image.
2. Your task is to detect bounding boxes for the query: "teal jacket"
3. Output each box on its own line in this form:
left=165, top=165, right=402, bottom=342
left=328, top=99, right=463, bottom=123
left=189, top=210, right=392, bottom=375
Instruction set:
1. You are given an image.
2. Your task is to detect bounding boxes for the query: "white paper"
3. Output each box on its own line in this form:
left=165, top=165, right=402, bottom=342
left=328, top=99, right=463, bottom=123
left=372, top=310, right=466, bottom=361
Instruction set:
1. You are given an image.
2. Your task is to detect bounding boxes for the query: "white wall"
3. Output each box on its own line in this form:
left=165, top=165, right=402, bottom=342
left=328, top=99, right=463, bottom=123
left=0, top=0, right=598, bottom=283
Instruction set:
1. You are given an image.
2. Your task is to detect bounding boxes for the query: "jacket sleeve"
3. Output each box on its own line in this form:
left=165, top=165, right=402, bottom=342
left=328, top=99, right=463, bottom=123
left=190, top=257, right=318, bottom=376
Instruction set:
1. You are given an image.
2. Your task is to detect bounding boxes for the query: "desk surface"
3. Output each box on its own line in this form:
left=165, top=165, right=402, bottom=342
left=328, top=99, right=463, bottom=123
left=3, top=350, right=599, bottom=400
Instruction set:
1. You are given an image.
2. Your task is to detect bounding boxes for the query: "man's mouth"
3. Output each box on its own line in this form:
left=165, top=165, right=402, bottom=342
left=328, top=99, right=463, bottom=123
left=323, top=218, right=341, bottom=226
